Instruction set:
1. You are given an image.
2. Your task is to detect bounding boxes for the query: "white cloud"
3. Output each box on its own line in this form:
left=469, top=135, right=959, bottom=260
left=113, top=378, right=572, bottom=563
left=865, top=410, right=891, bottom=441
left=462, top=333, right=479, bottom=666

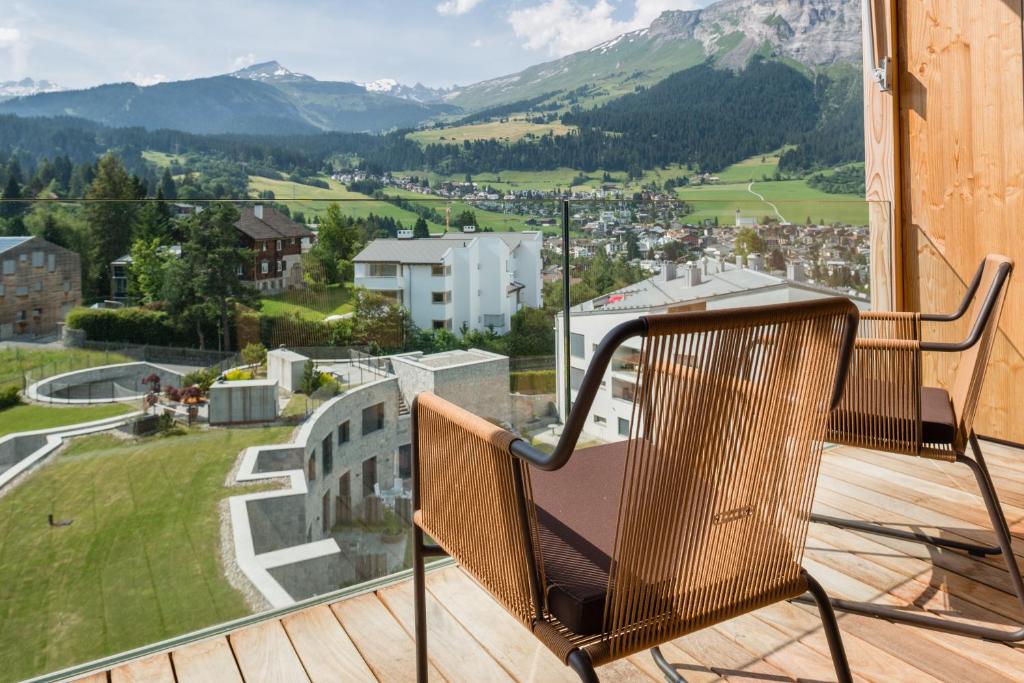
left=0, top=26, right=29, bottom=77
left=469, top=38, right=483, bottom=48
left=436, top=0, right=484, bottom=16
left=507, top=0, right=701, bottom=57
left=127, top=72, right=168, bottom=87
left=232, top=52, right=256, bottom=70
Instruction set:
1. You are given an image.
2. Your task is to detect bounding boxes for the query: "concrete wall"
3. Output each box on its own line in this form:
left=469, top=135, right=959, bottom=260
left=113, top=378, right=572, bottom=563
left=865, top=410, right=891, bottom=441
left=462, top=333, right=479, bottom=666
left=208, top=379, right=279, bottom=425
left=26, top=362, right=183, bottom=405
left=391, top=350, right=511, bottom=425
left=511, top=392, right=556, bottom=428
left=267, top=349, right=306, bottom=393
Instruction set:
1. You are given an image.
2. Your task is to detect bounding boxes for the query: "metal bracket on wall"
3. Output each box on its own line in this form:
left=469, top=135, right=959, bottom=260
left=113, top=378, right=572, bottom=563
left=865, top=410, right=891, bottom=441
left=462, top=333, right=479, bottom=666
left=863, top=0, right=891, bottom=92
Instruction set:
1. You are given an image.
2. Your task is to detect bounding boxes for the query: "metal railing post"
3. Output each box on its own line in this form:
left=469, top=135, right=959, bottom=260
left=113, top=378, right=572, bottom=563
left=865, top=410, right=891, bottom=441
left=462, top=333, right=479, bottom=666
left=561, top=199, right=572, bottom=418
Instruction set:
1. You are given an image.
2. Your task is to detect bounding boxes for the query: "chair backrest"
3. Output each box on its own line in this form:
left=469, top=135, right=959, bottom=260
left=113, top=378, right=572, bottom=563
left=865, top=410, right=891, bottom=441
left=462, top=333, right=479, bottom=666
left=601, top=298, right=857, bottom=660
left=949, top=255, right=1013, bottom=446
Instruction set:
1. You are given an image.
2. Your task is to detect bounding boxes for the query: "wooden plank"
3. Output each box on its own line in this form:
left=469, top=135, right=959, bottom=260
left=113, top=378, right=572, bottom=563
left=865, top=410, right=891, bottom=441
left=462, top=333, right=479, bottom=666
left=229, top=619, right=310, bottom=683
left=332, top=592, right=444, bottom=683
left=802, top=557, right=1024, bottom=681
left=667, top=623, right=794, bottom=682
left=171, top=637, right=243, bottom=683
left=864, top=0, right=902, bottom=310
left=281, top=604, right=376, bottom=682
left=424, top=566, right=577, bottom=682
left=897, top=0, right=1024, bottom=443
left=624, top=641, right=722, bottom=683
left=755, top=601, right=941, bottom=683
left=109, top=654, right=174, bottom=683
left=68, top=673, right=108, bottom=683
left=376, top=579, right=517, bottom=682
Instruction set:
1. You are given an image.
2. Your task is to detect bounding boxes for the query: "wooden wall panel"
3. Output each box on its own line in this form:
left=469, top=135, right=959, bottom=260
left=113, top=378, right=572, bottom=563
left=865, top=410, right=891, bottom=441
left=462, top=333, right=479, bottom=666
left=897, top=0, right=1024, bottom=442
left=864, top=0, right=901, bottom=311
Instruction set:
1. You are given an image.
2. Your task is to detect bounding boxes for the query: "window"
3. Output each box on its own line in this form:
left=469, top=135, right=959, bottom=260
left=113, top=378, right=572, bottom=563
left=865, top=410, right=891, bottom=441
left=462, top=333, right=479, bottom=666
left=16, top=310, right=26, bottom=322
left=322, top=435, right=333, bottom=475
left=368, top=263, right=398, bottom=277
left=32, top=307, right=42, bottom=318
left=277, top=260, right=283, bottom=273
left=15, top=286, right=27, bottom=297
left=276, top=239, right=282, bottom=250
left=236, top=265, right=243, bottom=276
left=2, top=259, right=13, bottom=275
left=570, top=367, right=585, bottom=391
left=432, top=291, right=452, bottom=304
left=362, top=402, right=385, bottom=434
left=338, top=420, right=350, bottom=445
left=307, top=453, right=316, bottom=481
left=62, top=280, right=70, bottom=292
left=431, top=319, right=452, bottom=330
left=398, top=444, right=412, bottom=479
left=32, top=281, right=42, bottom=292
left=593, top=415, right=607, bottom=424
left=0, top=284, right=4, bottom=296
left=261, top=242, right=268, bottom=251
left=260, top=262, right=269, bottom=274
left=47, top=254, right=56, bottom=272
left=618, top=418, right=630, bottom=436
left=570, top=332, right=585, bottom=359
left=430, top=264, right=451, bottom=277
left=362, top=457, right=377, bottom=497
left=32, top=251, right=44, bottom=267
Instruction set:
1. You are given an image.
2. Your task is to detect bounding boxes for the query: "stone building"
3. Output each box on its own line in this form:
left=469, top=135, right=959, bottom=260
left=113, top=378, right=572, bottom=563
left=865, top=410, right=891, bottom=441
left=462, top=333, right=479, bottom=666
left=0, top=236, right=81, bottom=340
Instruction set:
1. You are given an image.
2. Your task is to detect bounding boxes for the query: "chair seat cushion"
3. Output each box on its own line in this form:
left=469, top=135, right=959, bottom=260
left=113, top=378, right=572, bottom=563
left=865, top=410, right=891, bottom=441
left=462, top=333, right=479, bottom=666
left=529, top=441, right=627, bottom=636
left=832, top=385, right=957, bottom=445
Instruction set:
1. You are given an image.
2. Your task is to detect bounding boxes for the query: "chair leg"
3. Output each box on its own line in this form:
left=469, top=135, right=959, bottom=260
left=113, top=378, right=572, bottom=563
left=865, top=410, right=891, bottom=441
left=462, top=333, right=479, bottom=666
left=810, top=512, right=1001, bottom=557
left=567, top=649, right=600, bottom=683
left=650, top=646, right=686, bottom=682
left=802, top=570, right=853, bottom=683
left=413, top=526, right=429, bottom=683
left=801, top=433, right=1024, bottom=641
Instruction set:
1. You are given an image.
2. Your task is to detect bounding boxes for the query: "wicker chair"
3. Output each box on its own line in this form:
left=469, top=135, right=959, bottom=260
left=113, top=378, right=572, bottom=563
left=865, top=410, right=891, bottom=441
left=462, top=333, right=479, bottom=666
left=818, top=255, right=1020, bottom=640
left=411, top=298, right=859, bottom=682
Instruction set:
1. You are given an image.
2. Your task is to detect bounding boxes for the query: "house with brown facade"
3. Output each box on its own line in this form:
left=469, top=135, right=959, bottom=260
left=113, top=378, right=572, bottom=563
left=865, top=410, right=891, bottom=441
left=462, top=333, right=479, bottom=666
left=0, top=236, right=82, bottom=340
left=235, top=205, right=314, bottom=292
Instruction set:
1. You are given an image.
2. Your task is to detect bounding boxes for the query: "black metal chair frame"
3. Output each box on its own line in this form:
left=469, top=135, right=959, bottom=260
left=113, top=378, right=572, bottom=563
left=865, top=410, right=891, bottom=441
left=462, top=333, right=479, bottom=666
left=804, top=260, right=1024, bottom=642
left=412, top=305, right=859, bottom=683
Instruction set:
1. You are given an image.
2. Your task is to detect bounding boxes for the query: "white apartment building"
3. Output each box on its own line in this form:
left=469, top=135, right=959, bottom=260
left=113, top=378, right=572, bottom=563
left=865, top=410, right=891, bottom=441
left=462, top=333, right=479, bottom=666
left=556, top=258, right=870, bottom=444
left=353, top=228, right=542, bottom=333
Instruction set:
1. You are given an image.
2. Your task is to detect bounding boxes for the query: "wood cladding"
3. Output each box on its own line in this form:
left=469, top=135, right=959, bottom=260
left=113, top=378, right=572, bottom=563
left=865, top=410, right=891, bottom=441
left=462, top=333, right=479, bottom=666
left=896, top=0, right=1024, bottom=442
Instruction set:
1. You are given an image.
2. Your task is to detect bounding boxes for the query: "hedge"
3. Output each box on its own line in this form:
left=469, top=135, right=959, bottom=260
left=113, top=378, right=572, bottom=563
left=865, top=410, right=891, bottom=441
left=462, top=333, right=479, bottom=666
left=510, top=370, right=556, bottom=395
left=65, top=307, right=180, bottom=346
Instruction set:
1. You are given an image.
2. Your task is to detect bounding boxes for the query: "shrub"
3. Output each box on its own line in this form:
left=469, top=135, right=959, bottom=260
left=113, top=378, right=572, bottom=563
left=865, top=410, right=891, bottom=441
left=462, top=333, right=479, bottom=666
left=0, top=386, right=21, bottom=410
left=164, top=385, right=182, bottom=402
left=181, top=368, right=219, bottom=392
left=224, top=368, right=254, bottom=381
left=510, top=370, right=556, bottom=395
left=299, top=359, right=321, bottom=394
left=241, top=342, right=267, bottom=367
left=65, top=307, right=179, bottom=346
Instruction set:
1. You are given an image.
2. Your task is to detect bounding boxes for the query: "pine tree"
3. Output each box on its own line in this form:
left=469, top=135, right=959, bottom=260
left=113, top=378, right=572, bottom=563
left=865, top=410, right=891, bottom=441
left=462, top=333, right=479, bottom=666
left=413, top=216, right=430, bottom=238
left=160, top=168, right=178, bottom=200
left=83, top=154, right=142, bottom=297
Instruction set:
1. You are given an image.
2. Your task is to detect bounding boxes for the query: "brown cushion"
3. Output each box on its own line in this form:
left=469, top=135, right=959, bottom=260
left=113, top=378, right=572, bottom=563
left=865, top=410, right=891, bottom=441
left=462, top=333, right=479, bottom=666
left=832, top=385, right=957, bottom=445
left=529, top=441, right=627, bottom=636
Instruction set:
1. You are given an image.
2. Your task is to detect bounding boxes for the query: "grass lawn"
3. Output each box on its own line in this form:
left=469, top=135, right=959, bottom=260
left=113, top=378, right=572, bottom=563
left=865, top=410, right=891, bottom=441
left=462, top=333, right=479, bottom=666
left=140, top=150, right=187, bottom=168
left=259, top=284, right=354, bottom=321
left=0, top=425, right=292, bottom=681
left=408, top=118, right=576, bottom=146
left=248, top=175, right=425, bottom=224
left=0, top=347, right=132, bottom=391
left=0, top=402, right=136, bottom=438
left=676, top=179, right=868, bottom=226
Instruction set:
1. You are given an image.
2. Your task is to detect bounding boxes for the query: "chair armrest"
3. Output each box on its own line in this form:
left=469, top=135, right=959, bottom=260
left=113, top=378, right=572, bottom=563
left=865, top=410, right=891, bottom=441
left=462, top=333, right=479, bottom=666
left=859, top=311, right=921, bottom=341
left=412, top=392, right=538, bottom=625
left=830, top=337, right=922, bottom=454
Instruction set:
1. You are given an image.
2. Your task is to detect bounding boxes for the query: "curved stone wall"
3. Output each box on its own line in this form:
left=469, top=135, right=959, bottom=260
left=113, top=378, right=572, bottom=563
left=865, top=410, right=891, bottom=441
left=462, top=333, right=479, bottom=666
left=26, top=362, right=183, bottom=405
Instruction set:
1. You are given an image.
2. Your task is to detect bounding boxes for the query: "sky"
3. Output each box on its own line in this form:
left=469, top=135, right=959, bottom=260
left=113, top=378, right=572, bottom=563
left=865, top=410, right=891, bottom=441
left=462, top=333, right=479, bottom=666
left=0, top=0, right=714, bottom=89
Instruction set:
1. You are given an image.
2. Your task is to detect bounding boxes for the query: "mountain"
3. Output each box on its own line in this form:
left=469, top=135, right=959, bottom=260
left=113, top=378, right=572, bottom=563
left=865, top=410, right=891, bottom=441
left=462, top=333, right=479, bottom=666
left=447, top=0, right=860, bottom=111
left=360, top=79, right=452, bottom=104
left=0, top=62, right=457, bottom=135
left=0, top=77, right=64, bottom=102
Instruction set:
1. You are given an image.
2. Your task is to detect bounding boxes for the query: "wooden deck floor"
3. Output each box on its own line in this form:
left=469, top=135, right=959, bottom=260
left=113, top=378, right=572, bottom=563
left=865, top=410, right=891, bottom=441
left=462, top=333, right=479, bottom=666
left=66, top=441, right=1024, bottom=682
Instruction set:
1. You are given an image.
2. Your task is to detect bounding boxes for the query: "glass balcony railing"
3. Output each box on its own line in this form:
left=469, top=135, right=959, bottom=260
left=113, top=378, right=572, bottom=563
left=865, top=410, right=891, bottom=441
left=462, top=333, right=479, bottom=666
left=0, top=194, right=888, bottom=681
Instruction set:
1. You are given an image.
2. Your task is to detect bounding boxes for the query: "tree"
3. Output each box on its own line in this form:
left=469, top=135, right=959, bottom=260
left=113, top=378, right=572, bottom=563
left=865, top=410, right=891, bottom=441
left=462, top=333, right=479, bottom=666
left=733, top=227, right=765, bottom=259
left=128, top=238, right=172, bottom=304
left=413, top=216, right=430, bottom=238
left=352, top=288, right=407, bottom=352
left=242, top=342, right=268, bottom=367
left=505, top=308, right=555, bottom=357
left=0, top=174, right=23, bottom=222
left=453, top=209, right=477, bottom=230
left=136, top=192, right=173, bottom=243
left=159, top=169, right=177, bottom=200
left=83, top=154, right=142, bottom=297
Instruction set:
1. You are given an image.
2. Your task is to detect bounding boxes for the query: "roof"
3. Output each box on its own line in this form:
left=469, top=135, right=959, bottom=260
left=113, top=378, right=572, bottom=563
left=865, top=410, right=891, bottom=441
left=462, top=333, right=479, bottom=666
left=0, top=236, right=33, bottom=254
left=354, top=239, right=455, bottom=264
left=440, top=231, right=540, bottom=249
left=235, top=206, right=314, bottom=241
left=574, top=261, right=784, bottom=313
